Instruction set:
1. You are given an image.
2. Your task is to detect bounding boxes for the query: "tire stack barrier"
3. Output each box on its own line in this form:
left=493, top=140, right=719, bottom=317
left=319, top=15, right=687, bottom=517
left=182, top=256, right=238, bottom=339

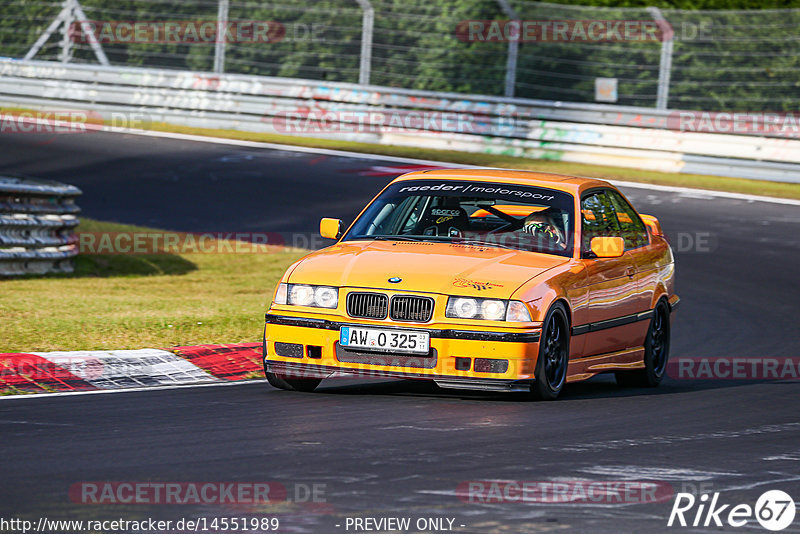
left=0, top=176, right=81, bottom=276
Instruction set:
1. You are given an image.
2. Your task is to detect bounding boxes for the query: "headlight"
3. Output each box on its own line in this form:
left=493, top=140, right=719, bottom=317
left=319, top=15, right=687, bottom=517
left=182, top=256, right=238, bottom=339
left=275, top=283, right=339, bottom=309
left=481, top=299, right=506, bottom=320
left=446, top=297, right=531, bottom=322
left=290, top=284, right=315, bottom=306
left=449, top=297, right=479, bottom=318
left=314, top=286, right=338, bottom=308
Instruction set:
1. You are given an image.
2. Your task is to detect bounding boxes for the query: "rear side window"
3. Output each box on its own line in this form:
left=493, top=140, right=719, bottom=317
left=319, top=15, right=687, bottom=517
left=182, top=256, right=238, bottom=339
left=580, top=191, right=620, bottom=255
left=606, top=190, right=649, bottom=249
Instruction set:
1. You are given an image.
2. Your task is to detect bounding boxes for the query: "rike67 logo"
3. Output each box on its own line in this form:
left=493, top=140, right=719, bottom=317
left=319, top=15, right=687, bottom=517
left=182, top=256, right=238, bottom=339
left=668, top=490, right=796, bottom=531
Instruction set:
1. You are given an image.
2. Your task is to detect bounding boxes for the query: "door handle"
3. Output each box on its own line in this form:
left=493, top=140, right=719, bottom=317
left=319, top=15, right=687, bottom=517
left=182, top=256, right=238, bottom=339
left=625, top=266, right=636, bottom=278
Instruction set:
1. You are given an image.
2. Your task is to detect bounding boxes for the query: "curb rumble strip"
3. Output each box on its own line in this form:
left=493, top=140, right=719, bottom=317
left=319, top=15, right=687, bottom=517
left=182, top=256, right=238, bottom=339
left=0, top=343, right=264, bottom=397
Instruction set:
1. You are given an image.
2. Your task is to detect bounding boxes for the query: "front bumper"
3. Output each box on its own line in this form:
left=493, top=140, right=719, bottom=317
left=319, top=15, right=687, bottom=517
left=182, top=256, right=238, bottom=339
left=263, top=313, right=541, bottom=392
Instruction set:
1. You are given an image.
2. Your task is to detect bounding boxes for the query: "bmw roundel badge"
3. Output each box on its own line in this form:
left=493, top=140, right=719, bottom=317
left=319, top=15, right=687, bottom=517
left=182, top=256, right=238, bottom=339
left=388, top=277, right=402, bottom=283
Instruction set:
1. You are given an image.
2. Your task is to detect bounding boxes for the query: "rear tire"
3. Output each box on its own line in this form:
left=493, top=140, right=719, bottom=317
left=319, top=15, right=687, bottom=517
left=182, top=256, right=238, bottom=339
left=615, top=299, right=670, bottom=388
left=531, top=303, right=570, bottom=401
left=265, top=371, right=321, bottom=392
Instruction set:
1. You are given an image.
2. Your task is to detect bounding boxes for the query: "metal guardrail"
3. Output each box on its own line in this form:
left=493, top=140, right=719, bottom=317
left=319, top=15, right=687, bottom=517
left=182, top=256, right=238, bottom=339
left=0, top=59, right=675, bottom=127
left=1, top=59, right=800, bottom=184
left=0, top=175, right=81, bottom=276
left=8, top=0, right=800, bottom=111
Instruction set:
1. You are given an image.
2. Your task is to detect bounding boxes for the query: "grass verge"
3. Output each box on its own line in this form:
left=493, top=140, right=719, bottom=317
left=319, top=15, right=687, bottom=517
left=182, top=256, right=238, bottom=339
left=0, top=219, right=307, bottom=352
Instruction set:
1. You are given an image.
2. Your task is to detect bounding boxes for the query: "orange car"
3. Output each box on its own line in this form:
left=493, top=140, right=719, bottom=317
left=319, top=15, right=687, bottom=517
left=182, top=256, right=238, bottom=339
left=263, top=169, right=678, bottom=399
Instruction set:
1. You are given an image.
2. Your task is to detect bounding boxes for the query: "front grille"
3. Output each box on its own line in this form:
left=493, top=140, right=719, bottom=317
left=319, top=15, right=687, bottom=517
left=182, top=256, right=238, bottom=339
left=390, top=295, right=435, bottom=322
left=347, top=292, right=388, bottom=319
left=335, top=343, right=437, bottom=369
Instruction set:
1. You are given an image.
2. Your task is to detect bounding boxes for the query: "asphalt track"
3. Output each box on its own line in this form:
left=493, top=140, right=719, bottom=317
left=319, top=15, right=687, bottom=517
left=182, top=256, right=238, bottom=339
left=1, top=130, right=799, bottom=533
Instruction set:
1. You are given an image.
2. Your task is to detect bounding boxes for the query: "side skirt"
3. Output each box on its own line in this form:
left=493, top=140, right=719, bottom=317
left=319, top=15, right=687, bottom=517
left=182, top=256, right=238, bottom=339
left=566, top=347, right=646, bottom=383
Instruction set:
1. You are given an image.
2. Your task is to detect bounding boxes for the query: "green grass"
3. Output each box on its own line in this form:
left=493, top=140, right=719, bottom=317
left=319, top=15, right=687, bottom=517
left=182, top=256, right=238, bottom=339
left=0, top=219, right=307, bottom=352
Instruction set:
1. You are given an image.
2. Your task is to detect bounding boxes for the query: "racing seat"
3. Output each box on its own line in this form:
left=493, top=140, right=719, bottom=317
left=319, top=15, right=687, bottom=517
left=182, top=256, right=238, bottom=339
left=415, top=200, right=470, bottom=237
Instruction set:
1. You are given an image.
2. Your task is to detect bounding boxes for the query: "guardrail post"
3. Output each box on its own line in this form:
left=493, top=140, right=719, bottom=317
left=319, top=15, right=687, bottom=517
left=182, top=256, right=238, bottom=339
left=496, top=0, right=519, bottom=98
left=58, top=0, right=76, bottom=63
left=648, top=6, right=674, bottom=110
left=355, top=0, right=374, bottom=85
left=214, top=0, right=230, bottom=73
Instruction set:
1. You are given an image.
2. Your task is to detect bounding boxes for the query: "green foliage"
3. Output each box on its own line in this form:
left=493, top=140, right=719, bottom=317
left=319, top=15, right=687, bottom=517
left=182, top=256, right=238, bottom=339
left=3, top=0, right=798, bottom=111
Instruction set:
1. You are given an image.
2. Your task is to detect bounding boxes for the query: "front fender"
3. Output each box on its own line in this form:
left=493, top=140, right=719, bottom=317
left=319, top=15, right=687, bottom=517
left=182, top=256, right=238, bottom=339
left=512, top=260, right=586, bottom=323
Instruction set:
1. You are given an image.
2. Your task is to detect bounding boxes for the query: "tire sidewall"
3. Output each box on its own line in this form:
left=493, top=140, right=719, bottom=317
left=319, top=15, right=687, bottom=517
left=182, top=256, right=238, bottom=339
left=532, top=303, right=570, bottom=400
left=644, top=299, right=671, bottom=385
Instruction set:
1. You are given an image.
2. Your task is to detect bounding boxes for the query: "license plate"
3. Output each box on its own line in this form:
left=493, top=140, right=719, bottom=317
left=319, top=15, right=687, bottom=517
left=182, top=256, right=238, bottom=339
left=339, top=326, right=430, bottom=355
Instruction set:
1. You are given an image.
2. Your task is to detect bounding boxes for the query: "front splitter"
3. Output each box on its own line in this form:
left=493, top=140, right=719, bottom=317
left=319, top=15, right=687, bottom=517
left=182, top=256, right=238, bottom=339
left=265, top=360, right=532, bottom=393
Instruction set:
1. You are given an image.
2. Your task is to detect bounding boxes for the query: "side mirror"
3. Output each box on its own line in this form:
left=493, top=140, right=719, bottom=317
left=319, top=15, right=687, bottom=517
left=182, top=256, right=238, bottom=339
left=320, top=218, right=343, bottom=240
left=591, top=236, right=625, bottom=258
left=639, top=214, right=663, bottom=236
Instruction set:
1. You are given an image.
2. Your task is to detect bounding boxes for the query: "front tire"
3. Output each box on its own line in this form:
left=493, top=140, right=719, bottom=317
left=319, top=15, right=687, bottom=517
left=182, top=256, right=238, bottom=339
left=615, top=299, right=671, bottom=388
left=265, top=370, right=322, bottom=392
left=531, top=303, right=570, bottom=400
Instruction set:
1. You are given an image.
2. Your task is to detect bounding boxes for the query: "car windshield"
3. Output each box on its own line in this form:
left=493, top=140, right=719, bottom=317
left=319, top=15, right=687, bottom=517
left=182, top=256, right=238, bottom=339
left=343, top=179, right=575, bottom=257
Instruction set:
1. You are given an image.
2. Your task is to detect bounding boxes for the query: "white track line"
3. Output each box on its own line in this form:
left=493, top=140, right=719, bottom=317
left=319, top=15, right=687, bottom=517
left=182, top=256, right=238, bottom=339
left=609, top=179, right=800, bottom=206
left=103, top=125, right=800, bottom=206
left=104, top=125, right=475, bottom=167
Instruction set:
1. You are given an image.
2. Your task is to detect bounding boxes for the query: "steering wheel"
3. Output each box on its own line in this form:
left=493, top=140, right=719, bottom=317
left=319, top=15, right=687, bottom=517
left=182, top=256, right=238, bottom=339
left=483, top=206, right=526, bottom=234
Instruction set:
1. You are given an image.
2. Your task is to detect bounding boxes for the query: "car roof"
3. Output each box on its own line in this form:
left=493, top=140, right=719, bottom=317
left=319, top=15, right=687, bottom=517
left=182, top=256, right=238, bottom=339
left=392, top=168, right=612, bottom=195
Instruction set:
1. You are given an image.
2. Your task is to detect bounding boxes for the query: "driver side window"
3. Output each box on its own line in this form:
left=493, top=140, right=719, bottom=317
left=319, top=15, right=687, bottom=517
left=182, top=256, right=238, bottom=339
left=581, top=191, right=620, bottom=256
left=368, top=196, right=428, bottom=235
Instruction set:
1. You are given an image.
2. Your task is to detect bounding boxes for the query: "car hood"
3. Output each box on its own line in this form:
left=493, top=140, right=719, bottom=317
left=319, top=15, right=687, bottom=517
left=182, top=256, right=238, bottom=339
left=287, top=240, right=569, bottom=299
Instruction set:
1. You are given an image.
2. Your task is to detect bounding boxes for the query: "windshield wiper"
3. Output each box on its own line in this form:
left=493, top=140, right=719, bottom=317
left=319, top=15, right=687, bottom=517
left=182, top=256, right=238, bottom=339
left=368, top=235, right=429, bottom=242
left=452, top=239, right=517, bottom=250
left=362, top=236, right=516, bottom=249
